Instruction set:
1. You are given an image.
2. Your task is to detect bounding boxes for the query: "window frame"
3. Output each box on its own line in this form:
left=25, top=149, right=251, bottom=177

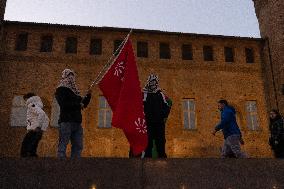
left=15, top=32, right=28, bottom=51
left=224, top=47, right=234, bottom=63
left=245, top=100, right=260, bottom=131
left=65, top=37, right=78, bottom=54
left=182, top=44, right=193, bottom=60
left=137, top=41, right=148, bottom=58
left=98, top=96, right=112, bottom=129
left=10, top=96, right=27, bottom=127
left=50, top=97, right=60, bottom=127
left=40, top=35, right=53, bottom=52
left=113, top=39, right=123, bottom=55
left=159, top=42, right=171, bottom=59
left=203, top=45, right=214, bottom=61
left=182, top=98, right=196, bottom=130
left=90, top=38, right=102, bottom=55
left=245, top=48, right=254, bottom=63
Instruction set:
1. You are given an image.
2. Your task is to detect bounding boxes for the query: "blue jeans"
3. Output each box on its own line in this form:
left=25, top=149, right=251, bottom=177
left=57, top=122, right=83, bottom=158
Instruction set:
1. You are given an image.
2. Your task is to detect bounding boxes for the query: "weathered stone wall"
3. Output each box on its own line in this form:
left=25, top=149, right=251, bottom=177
left=253, top=0, right=284, bottom=113
left=0, top=22, right=272, bottom=157
left=1, top=158, right=284, bottom=189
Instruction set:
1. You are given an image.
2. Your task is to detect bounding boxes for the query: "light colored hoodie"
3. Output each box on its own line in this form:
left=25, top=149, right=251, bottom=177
left=26, top=96, right=49, bottom=131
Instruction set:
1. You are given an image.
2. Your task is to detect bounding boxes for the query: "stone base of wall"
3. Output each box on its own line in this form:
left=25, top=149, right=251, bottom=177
left=1, top=158, right=284, bottom=189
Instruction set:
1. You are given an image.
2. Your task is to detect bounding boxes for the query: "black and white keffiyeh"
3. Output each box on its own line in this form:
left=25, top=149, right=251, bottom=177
left=57, top=69, right=80, bottom=95
left=143, top=74, right=160, bottom=93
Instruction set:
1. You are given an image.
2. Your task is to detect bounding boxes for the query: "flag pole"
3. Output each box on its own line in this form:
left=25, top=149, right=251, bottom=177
left=88, top=29, right=133, bottom=90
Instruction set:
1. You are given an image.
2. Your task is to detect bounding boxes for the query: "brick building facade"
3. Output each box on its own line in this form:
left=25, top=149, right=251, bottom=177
left=0, top=20, right=273, bottom=157
left=253, top=0, right=284, bottom=113
left=0, top=1, right=282, bottom=157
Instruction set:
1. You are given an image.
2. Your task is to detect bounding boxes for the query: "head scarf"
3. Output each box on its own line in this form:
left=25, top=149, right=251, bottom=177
left=143, top=74, right=160, bottom=93
left=143, top=74, right=169, bottom=104
left=58, top=69, right=80, bottom=95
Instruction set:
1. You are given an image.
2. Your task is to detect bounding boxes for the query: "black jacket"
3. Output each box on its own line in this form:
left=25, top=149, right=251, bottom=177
left=269, top=116, right=284, bottom=142
left=55, top=87, right=91, bottom=124
left=143, top=90, right=170, bottom=123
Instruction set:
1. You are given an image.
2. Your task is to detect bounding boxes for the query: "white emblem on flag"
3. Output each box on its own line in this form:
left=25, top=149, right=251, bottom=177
left=135, top=117, right=147, bottom=134
left=114, top=61, right=125, bottom=77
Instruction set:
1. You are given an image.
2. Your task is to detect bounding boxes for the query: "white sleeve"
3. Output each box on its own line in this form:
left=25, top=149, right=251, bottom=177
left=27, top=106, right=40, bottom=129
left=36, top=107, right=49, bottom=131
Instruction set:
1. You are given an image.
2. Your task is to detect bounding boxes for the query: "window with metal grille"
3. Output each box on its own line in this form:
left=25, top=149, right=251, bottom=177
left=40, top=35, right=53, bottom=52
left=182, top=99, right=196, bottom=130
left=137, top=41, right=148, bottom=58
left=182, top=44, right=193, bottom=60
left=159, top=42, right=171, bottom=59
left=203, top=46, right=214, bottom=61
left=224, top=47, right=234, bottom=62
left=15, top=33, right=28, bottom=51
left=245, top=48, right=254, bottom=63
left=90, top=38, right=102, bottom=55
left=98, top=96, right=112, bottom=128
left=246, top=101, right=260, bottom=130
left=65, top=37, right=77, bottom=54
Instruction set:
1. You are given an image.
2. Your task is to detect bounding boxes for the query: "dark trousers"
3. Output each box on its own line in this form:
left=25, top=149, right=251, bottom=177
left=20, top=130, right=43, bottom=157
left=144, top=122, right=167, bottom=158
left=272, top=141, right=284, bottom=158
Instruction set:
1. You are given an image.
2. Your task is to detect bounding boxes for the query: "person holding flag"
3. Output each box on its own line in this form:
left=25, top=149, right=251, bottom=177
left=97, top=34, right=148, bottom=156
left=55, top=69, right=92, bottom=158
left=143, top=74, right=171, bottom=158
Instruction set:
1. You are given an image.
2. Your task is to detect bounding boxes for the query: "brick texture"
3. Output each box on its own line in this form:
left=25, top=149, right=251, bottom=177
left=253, top=0, right=284, bottom=113
left=0, top=21, right=273, bottom=158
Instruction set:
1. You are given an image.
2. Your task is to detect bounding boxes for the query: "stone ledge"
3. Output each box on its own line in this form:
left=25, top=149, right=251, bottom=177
left=0, top=158, right=284, bottom=189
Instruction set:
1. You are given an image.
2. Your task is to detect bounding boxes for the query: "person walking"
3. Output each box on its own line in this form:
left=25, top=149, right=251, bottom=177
left=212, top=99, right=246, bottom=158
left=55, top=69, right=91, bottom=158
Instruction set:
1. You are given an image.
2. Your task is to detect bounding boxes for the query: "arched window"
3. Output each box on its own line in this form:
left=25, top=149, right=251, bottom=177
left=10, top=96, right=27, bottom=127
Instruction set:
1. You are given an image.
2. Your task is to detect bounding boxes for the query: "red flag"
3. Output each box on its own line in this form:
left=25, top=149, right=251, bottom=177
left=98, top=38, right=147, bottom=155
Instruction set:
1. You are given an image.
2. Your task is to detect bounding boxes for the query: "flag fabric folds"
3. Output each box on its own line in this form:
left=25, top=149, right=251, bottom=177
left=98, top=38, right=147, bottom=155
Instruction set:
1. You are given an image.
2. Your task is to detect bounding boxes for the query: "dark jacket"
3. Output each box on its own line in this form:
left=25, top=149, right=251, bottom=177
left=215, top=105, right=242, bottom=139
left=269, top=116, right=284, bottom=143
left=55, top=87, right=91, bottom=124
left=143, top=90, right=170, bottom=123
